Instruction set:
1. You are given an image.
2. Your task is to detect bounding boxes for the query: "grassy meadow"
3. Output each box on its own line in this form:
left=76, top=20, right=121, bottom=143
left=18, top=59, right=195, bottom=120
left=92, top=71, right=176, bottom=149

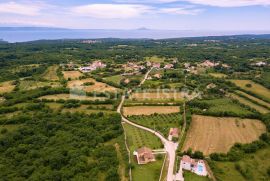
left=231, top=80, right=270, bottom=102
left=129, top=113, right=182, bottom=137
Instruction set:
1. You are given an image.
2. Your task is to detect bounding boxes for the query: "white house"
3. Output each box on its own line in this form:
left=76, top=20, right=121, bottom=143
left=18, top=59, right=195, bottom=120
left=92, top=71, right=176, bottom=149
left=180, top=155, right=208, bottom=177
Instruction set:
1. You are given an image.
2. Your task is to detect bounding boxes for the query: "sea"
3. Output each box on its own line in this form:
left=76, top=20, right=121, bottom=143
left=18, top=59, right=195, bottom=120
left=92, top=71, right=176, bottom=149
left=1, top=29, right=270, bottom=43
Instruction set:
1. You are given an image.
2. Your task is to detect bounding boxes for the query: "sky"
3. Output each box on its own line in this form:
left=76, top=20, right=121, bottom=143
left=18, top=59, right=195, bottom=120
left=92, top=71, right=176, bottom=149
left=0, top=0, right=270, bottom=31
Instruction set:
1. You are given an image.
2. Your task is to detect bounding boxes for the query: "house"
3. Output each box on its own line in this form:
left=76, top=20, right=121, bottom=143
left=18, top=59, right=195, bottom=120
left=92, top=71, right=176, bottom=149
left=168, top=128, right=179, bottom=141
left=200, top=60, right=218, bottom=68
left=180, top=155, right=208, bottom=177
left=254, top=61, right=267, bottom=67
left=164, top=64, right=174, bottom=69
left=91, top=60, right=106, bottom=69
left=133, top=147, right=155, bottom=164
left=206, top=83, right=216, bottom=89
left=79, top=60, right=106, bottom=73
left=153, top=63, right=161, bottom=69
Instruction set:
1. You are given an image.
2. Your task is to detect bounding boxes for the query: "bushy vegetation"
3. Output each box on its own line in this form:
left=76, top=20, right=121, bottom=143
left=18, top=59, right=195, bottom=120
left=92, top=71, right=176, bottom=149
left=0, top=110, right=123, bottom=180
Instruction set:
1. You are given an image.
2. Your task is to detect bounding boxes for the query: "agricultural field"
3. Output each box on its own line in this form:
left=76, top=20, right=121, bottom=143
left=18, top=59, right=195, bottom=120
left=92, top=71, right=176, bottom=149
left=19, top=80, right=61, bottom=90
left=210, top=147, right=270, bottom=181
left=39, top=94, right=107, bottom=101
left=130, top=92, right=184, bottom=101
left=123, top=123, right=163, bottom=152
left=230, top=80, right=270, bottom=102
left=123, top=123, right=164, bottom=181
left=145, top=56, right=165, bottom=63
left=128, top=113, right=182, bottom=137
left=182, top=115, right=266, bottom=155
left=235, top=90, right=270, bottom=108
left=0, top=81, right=15, bottom=94
left=208, top=73, right=227, bottom=78
left=67, top=78, right=118, bottom=92
left=123, top=106, right=180, bottom=116
left=62, top=105, right=115, bottom=114
left=45, top=102, right=63, bottom=110
left=103, top=75, right=123, bottom=85
left=43, top=65, right=59, bottom=81
left=191, top=98, right=254, bottom=117
left=229, top=93, right=269, bottom=114
left=62, top=71, right=83, bottom=80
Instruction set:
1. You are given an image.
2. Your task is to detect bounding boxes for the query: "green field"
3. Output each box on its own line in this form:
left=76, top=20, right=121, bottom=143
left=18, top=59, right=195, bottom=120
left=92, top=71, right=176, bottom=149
left=209, top=73, right=227, bottom=78
left=230, top=80, right=270, bottom=102
left=229, top=93, right=269, bottom=114
left=19, top=80, right=61, bottom=90
left=184, top=172, right=210, bottom=181
left=123, top=123, right=163, bottom=152
left=123, top=123, right=164, bottom=181
left=132, top=157, right=164, bottom=181
left=43, top=65, right=59, bottom=81
left=145, top=56, right=165, bottom=63
left=210, top=147, right=270, bottom=181
left=104, top=74, right=123, bottom=85
left=236, top=90, right=270, bottom=108
left=128, top=113, right=182, bottom=137
left=193, top=98, right=254, bottom=117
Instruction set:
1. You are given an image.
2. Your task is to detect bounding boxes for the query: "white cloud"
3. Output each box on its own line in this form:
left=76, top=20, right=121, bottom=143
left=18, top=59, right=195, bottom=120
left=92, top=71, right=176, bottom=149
left=0, top=1, right=45, bottom=16
left=71, top=3, right=203, bottom=19
left=72, top=4, right=153, bottom=19
left=179, top=0, right=270, bottom=7
left=160, top=7, right=203, bottom=15
left=115, top=0, right=270, bottom=7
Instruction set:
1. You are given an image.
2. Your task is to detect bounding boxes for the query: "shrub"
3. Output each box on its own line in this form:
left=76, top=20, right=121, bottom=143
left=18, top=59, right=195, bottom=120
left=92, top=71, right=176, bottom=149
left=0, top=128, right=8, bottom=134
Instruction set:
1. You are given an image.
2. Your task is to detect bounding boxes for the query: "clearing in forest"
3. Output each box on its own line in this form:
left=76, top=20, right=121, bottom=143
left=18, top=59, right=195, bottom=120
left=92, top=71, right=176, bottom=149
left=67, top=78, right=118, bottom=92
left=43, top=65, right=59, bottom=81
left=182, top=115, right=266, bottom=155
left=230, top=80, right=270, bottom=102
left=62, top=71, right=83, bottom=80
left=0, top=81, right=15, bottom=94
left=123, top=106, right=180, bottom=116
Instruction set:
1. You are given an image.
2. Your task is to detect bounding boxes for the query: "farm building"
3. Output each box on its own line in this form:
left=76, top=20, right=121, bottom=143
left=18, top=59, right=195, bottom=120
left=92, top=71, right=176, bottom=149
left=153, top=63, right=161, bottom=69
left=180, top=155, right=208, bottom=176
left=133, top=147, right=155, bottom=164
left=164, top=64, right=174, bottom=69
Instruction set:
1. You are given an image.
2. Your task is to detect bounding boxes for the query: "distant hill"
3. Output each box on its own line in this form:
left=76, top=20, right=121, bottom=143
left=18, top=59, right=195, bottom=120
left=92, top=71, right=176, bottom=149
left=1, top=26, right=270, bottom=43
